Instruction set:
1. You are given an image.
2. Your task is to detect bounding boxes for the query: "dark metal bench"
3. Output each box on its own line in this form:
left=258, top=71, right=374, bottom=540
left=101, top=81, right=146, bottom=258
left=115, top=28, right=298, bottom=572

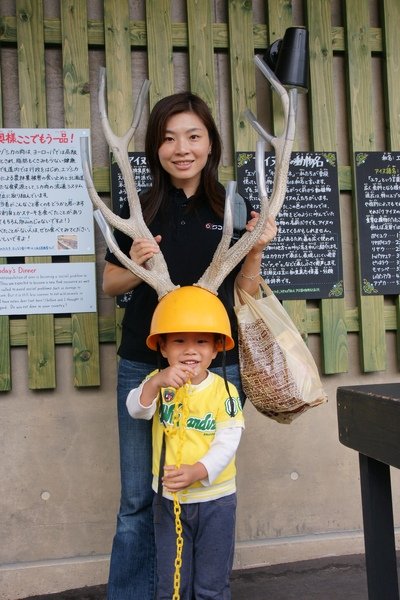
left=337, top=383, right=400, bottom=600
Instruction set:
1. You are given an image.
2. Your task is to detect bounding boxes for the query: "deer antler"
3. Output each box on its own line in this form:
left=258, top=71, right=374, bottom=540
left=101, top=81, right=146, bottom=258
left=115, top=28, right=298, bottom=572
left=80, top=68, right=178, bottom=299
left=195, top=55, right=297, bottom=294
left=82, top=57, right=296, bottom=301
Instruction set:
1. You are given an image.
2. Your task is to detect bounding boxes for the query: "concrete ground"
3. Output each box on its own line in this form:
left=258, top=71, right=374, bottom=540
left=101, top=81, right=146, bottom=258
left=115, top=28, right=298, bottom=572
left=18, top=553, right=400, bottom=600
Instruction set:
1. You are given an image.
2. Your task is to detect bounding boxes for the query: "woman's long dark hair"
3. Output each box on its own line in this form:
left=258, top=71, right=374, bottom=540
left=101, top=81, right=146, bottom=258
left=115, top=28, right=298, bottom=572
left=141, top=92, right=225, bottom=224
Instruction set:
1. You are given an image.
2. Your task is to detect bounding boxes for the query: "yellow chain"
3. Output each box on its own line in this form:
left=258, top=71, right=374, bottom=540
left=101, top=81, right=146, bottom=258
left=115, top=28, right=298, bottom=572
left=172, top=496, right=183, bottom=599
left=164, top=382, right=191, bottom=600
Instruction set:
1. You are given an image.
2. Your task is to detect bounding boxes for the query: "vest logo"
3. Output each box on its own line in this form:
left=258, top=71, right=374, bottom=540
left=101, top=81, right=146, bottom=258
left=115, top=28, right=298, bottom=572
left=225, top=396, right=241, bottom=417
left=163, top=388, right=175, bottom=403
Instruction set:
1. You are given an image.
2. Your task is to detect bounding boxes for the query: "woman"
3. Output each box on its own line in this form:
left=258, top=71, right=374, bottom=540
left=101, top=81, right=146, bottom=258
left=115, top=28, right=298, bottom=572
left=103, top=92, right=276, bottom=599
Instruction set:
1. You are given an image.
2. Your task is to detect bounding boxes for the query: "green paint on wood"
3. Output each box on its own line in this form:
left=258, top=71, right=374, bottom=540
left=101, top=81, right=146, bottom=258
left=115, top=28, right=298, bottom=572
left=187, top=0, right=216, bottom=117
left=17, top=1, right=56, bottom=389
left=345, top=0, right=386, bottom=372
left=61, top=0, right=100, bottom=387
left=228, top=0, right=257, bottom=150
left=0, top=258, right=11, bottom=391
left=306, top=0, right=348, bottom=374
left=146, top=0, right=174, bottom=107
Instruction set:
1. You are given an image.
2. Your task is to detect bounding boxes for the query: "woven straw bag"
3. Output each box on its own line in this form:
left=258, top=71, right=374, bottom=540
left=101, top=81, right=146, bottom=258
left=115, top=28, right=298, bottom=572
left=234, top=279, right=327, bottom=424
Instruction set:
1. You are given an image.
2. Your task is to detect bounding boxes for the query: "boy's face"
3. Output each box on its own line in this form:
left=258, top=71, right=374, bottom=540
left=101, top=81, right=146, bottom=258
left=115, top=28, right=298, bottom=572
left=159, top=332, right=219, bottom=380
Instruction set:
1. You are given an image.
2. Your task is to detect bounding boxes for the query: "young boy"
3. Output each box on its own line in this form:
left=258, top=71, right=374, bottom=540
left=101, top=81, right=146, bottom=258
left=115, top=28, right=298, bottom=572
left=126, top=286, right=244, bottom=600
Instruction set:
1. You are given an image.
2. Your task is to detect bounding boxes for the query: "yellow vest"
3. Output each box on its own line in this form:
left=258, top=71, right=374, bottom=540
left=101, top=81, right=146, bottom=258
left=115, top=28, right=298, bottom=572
left=150, top=371, right=244, bottom=503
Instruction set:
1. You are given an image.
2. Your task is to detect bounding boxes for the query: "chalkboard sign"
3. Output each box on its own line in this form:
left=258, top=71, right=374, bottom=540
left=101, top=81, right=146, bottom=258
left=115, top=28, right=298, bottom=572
left=110, top=151, right=152, bottom=307
left=354, top=152, right=400, bottom=296
left=236, top=151, right=343, bottom=299
left=110, top=151, right=152, bottom=213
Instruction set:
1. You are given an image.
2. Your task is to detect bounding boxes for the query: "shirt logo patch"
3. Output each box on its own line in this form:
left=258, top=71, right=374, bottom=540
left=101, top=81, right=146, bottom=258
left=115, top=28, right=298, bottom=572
left=205, top=223, right=223, bottom=231
left=163, top=388, right=175, bottom=403
left=225, top=396, right=241, bottom=417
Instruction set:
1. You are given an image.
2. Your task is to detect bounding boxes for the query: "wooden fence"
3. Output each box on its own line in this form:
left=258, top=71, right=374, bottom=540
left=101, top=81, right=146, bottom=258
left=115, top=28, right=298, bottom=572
left=0, top=0, right=399, bottom=392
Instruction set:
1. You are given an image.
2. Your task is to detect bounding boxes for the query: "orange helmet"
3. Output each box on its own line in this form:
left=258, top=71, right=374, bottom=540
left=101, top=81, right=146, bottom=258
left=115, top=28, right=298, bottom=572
left=146, top=286, right=234, bottom=351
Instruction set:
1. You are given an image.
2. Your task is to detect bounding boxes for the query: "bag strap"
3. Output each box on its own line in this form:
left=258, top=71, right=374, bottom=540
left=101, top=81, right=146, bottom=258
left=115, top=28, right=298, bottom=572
left=234, top=277, right=273, bottom=306
left=153, top=351, right=166, bottom=524
left=221, top=338, right=236, bottom=416
left=153, top=428, right=166, bottom=524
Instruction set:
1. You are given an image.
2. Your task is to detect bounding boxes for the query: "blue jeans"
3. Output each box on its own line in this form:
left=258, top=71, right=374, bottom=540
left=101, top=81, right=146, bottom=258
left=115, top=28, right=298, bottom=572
left=107, top=359, right=243, bottom=600
left=154, top=494, right=237, bottom=599
left=107, top=359, right=157, bottom=600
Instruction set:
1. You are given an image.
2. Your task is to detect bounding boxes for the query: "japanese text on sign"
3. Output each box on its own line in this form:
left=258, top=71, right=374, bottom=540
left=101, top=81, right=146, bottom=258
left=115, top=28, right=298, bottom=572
left=236, top=151, right=343, bottom=300
left=0, top=128, right=94, bottom=257
left=111, top=152, right=152, bottom=214
left=110, top=152, right=153, bottom=307
left=355, top=152, right=400, bottom=295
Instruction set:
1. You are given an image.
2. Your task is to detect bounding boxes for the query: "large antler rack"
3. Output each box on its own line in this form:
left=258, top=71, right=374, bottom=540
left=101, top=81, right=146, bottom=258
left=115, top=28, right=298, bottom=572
left=194, top=55, right=297, bottom=295
left=82, top=56, right=297, bottom=300
left=80, top=68, right=178, bottom=299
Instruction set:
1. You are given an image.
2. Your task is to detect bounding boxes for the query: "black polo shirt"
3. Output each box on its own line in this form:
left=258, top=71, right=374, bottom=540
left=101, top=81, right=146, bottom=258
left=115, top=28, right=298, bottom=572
left=105, top=187, right=250, bottom=367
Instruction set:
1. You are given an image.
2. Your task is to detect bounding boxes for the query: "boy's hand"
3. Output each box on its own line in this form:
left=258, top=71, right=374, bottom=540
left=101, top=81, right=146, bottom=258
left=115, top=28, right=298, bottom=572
left=163, top=463, right=208, bottom=492
left=140, top=364, right=197, bottom=408
left=153, top=364, right=197, bottom=390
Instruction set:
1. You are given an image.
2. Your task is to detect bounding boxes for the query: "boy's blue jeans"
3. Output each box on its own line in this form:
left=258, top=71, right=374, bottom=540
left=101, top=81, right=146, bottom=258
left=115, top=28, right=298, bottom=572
left=153, top=494, right=237, bottom=599
left=107, top=359, right=244, bottom=600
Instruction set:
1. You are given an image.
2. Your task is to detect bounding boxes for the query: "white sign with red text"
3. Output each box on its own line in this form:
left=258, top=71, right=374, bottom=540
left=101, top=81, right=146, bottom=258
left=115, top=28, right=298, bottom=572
left=0, top=128, right=94, bottom=257
left=0, top=262, right=97, bottom=315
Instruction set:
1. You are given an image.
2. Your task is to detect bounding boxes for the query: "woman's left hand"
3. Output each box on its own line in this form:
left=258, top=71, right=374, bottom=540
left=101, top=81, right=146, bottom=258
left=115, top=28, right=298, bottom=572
left=246, top=212, right=277, bottom=253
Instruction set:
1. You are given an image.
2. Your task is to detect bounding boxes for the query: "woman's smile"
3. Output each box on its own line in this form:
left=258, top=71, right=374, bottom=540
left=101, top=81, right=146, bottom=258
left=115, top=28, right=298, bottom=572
left=172, top=160, right=195, bottom=171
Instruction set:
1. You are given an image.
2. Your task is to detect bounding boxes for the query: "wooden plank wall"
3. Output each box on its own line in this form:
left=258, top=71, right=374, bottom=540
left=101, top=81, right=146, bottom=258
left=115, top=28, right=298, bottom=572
left=0, top=0, right=399, bottom=392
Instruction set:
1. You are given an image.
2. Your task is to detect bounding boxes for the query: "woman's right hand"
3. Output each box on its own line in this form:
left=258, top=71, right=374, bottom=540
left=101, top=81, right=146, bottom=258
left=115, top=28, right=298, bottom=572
left=129, top=235, right=162, bottom=267
left=103, top=234, right=162, bottom=297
